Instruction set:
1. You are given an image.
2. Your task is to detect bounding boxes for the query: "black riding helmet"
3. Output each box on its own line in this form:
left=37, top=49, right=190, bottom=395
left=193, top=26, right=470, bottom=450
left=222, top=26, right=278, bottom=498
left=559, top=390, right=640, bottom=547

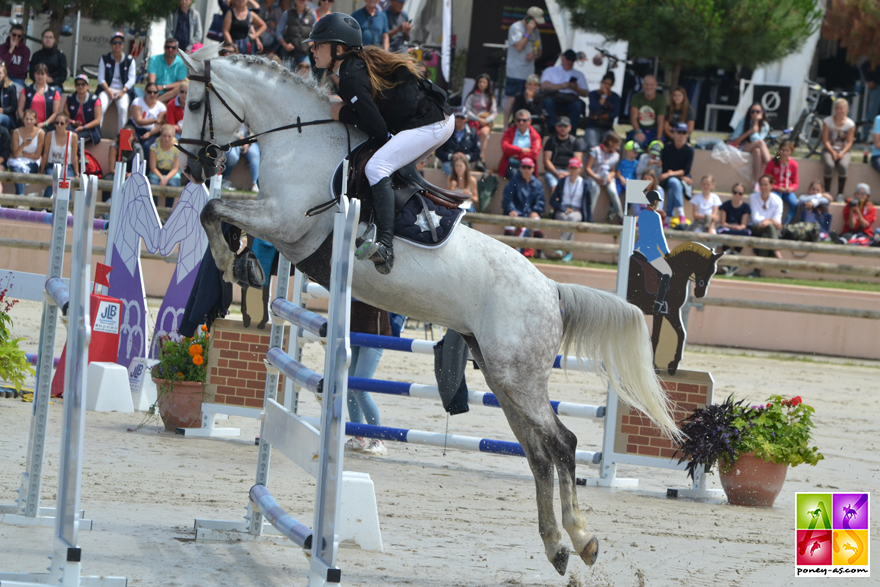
left=646, top=190, right=664, bottom=204
left=308, top=13, right=363, bottom=48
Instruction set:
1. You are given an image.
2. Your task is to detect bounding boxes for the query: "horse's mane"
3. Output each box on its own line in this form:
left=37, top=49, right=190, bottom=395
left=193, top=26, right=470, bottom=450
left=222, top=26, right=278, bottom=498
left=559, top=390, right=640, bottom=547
left=668, top=242, right=713, bottom=259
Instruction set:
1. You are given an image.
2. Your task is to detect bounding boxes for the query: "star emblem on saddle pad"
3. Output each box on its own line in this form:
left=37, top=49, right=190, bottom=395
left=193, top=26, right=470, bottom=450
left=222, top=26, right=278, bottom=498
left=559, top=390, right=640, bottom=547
left=414, top=208, right=443, bottom=233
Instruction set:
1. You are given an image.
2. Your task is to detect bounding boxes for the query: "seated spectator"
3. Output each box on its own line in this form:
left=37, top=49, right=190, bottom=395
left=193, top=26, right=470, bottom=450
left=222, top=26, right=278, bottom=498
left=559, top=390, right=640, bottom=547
left=542, top=116, right=583, bottom=191
left=222, top=124, right=260, bottom=192
left=615, top=140, right=641, bottom=201
left=632, top=168, right=662, bottom=216
left=585, top=72, right=620, bottom=149
left=224, top=0, right=267, bottom=55
left=8, top=109, right=44, bottom=195
left=764, top=139, right=799, bottom=224
left=748, top=174, right=784, bottom=274
left=167, top=0, right=204, bottom=53
left=663, top=86, right=694, bottom=142
left=502, top=157, right=544, bottom=256
left=66, top=75, right=102, bottom=145
left=659, top=122, right=694, bottom=222
left=584, top=131, right=622, bottom=222
left=148, top=38, right=188, bottom=104
left=129, top=83, right=167, bottom=150
left=512, top=74, right=545, bottom=136
left=730, top=102, right=770, bottom=188
left=278, top=0, right=318, bottom=65
left=104, top=125, right=144, bottom=201
left=783, top=181, right=831, bottom=243
left=18, top=64, right=61, bottom=131
left=97, top=32, right=137, bottom=137
left=165, top=81, right=187, bottom=136
left=149, top=124, right=181, bottom=208
left=688, top=175, right=721, bottom=233
left=28, top=29, right=67, bottom=87
left=540, top=49, right=588, bottom=130
left=821, top=97, right=855, bottom=199
left=463, top=74, right=497, bottom=164
left=636, top=140, right=663, bottom=179
left=717, top=183, right=751, bottom=237
left=446, top=152, right=478, bottom=213
left=39, top=111, right=78, bottom=198
left=628, top=74, right=664, bottom=147
left=550, top=157, right=591, bottom=262
left=436, top=108, right=481, bottom=175
left=871, top=113, right=880, bottom=175
left=0, top=62, right=18, bottom=130
left=351, top=0, right=390, bottom=49
left=0, top=24, right=30, bottom=90
left=840, top=184, right=876, bottom=244
left=499, top=109, right=541, bottom=179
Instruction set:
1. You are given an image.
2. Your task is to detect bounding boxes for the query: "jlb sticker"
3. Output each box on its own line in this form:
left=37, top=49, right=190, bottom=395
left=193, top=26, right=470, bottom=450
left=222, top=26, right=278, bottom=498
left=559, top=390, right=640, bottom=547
left=94, top=301, right=121, bottom=334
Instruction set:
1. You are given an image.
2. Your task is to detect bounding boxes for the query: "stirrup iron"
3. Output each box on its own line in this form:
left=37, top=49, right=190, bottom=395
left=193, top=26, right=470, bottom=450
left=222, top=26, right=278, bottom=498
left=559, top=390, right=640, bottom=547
left=356, top=224, right=379, bottom=260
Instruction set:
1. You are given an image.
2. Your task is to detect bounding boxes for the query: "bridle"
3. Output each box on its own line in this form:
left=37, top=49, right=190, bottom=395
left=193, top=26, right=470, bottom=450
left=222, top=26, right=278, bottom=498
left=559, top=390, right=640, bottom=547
left=177, top=59, right=341, bottom=184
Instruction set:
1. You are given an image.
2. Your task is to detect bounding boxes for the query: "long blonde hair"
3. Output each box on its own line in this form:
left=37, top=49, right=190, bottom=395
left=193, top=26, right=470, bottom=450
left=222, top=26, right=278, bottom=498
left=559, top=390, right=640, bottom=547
left=356, top=45, right=423, bottom=98
left=449, top=152, right=473, bottom=190
left=0, top=62, right=10, bottom=89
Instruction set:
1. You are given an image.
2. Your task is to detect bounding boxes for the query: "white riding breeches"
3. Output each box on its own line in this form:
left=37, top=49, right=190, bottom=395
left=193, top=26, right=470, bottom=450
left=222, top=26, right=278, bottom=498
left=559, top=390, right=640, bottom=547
left=365, top=114, right=454, bottom=186
left=649, top=256, right=672, bottom=276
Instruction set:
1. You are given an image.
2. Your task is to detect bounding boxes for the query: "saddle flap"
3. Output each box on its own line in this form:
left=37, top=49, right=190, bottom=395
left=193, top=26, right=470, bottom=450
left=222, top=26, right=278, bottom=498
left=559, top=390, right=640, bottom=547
left=630, top=252, right=659, bottom=295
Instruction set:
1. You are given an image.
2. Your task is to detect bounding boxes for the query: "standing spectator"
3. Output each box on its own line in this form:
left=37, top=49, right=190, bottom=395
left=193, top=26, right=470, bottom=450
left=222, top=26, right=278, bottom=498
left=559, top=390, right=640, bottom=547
left=344, top=301, right=389, bottom=455
left=462, top=73, right=496, bottom=164
left=18, top=64, right=61, bottom=130
left=129, top=82, right=167, bottom=150
left=584, top=131, right=622, bottom=222
left=28, top=29, right=67, bottom=87
left=502, top=156, right=545, bottom=256
left=39, top=110, right=78, bottom=197
left=542, top=116, right=583, bottom=192
left=278, top=0, right=317, bottom=66
left=148, top=38, right=188, bottom=104
left=258, top=0, right=286, bottom=56
left=446, top=152, right=478, bottom=212
left=821, top=97, right=855, bottom=200
left=435, top=108, right=480, bottom=175
left=0, top=62, right=18, bottom=130
left=222, top=124, right=260, bottom=192
left=840, top=184, right=876, bottom=243
left=585, top=72, right=620, bottom=149
left=503, top=6, right=543, bottom=126
left=730, top=102, right=770, bottom=188
left=540, top=49, right=588, bottom=130
left=550, top=157, right=591, bottom=262
left=224, top=0, right=267, bottom=54
left=636, top=139, right=663, bottom=179
left=352, top=0, right=390, bottom=50
left=511, top=73, right=545, bottom=136
left=165, top=81, right=187, bottom=136
left=8, top=109, right=44, bottom=195
left=148, top=124, right=182, bottom=208
left=316, top=0, right=334, bottom=20
left=0, top=24, right=30, bottom=90
left=628, top=74, right=664, bottom=147
left=859, top=60, right=880, bottom=142
left=615, top=140, right=640, bottom=201
left=688, top=176, right=721, bottom=233
left=764, top=139, right=799, bottom=224
left=659, top=122, right=694, bottom=222
left=167, top=0, right=204, bottom=52
left=499, top=109, right=541, bottom=178
left=385, top=0, right=411, bottom=53
left=663, top=86, right=694, bottom=142
left=748, top=174, right=784, bottom=274
left=97, top=32, right=136, bottom=137
left=66, top=74, right=102, bottom=145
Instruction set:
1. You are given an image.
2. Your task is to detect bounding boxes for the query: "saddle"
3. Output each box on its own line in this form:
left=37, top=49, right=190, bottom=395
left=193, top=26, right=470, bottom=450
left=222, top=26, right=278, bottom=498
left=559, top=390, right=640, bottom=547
left=630, top=251, right=659, bottom=295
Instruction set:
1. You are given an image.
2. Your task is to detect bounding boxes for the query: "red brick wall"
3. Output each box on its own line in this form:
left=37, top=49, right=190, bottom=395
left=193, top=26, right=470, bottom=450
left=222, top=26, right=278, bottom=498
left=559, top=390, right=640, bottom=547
left=615, top=370, right=713, bottom=460
left=205, top=319, right=287, bottom=408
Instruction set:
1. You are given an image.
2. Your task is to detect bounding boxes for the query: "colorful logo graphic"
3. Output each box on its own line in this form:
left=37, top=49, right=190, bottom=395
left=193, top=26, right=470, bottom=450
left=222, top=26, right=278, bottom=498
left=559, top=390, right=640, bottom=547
left=796, top=492, right=870, bottom=577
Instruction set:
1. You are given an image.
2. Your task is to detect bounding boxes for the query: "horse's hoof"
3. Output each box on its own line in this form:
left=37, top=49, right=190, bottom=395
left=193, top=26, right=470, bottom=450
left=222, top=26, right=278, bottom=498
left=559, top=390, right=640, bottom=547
left=551, top=545, right=570, bottom=575
left=257, top=321, right=267, bottom=330
left=667, top=363, right=678, bottom=376
left=242, top=313, right=251, bottom=328
left=233, top=251, right=265, bottom=289
left=578, top=536, right=599, bottom=566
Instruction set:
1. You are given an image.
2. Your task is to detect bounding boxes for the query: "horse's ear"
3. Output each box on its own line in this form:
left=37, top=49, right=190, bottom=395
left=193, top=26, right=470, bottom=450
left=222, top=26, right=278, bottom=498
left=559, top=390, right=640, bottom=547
left=178, top=49, right=201, bottom=75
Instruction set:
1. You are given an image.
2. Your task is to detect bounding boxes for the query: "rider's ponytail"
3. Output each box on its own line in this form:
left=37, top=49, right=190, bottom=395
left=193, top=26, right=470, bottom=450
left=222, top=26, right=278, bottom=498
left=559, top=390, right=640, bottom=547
left=357, top=45, right=424, bottom=99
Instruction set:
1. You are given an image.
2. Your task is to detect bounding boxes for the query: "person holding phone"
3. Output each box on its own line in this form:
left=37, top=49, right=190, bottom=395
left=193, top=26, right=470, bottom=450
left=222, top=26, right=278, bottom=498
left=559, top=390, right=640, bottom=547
left=503, top=7, right=544, bottom=126
left=385, top=0, right=411, bottom=53
left=540, top=49, right=588, bottom=130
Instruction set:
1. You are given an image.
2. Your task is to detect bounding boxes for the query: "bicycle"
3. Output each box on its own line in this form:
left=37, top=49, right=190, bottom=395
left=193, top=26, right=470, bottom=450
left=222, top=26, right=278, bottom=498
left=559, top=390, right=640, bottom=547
left=593, top=47, right=632, bottom=72
left=789, top=79, right=857, bottom=158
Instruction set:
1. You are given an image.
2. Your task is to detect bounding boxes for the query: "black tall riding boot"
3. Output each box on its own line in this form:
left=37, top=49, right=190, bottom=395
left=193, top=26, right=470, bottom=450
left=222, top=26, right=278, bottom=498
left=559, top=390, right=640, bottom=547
left=369, top=176, right=395, bottom=275
left=653, top=273, right=671, bottom=314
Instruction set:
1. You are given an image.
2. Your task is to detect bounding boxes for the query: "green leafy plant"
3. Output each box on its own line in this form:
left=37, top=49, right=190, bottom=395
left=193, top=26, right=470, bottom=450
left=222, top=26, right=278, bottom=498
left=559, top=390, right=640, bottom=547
left=675, top=394, right=823, bottom=478
left=0, top=274, right=35, bottom=393
left=150, top=326, right=211, bottom=399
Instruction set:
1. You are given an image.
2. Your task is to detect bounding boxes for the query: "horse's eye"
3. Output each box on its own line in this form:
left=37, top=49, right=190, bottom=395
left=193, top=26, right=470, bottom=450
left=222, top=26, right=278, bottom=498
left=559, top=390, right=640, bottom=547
left=188, top=100, right=201, bottom=113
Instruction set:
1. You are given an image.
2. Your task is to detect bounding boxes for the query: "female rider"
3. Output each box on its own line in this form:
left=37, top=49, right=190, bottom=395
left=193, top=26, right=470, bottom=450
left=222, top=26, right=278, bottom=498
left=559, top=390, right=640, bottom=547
left=634, top=190, right=671, bottom=314
left=309, top=13, right=453, bottom=275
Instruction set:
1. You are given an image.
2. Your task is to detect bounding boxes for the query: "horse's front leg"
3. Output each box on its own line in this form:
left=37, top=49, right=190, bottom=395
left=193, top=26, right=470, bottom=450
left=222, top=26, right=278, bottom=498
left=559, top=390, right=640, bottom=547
left=667, top=310, right=685, bottom=375
left=200, top=198, right=268, bottom=287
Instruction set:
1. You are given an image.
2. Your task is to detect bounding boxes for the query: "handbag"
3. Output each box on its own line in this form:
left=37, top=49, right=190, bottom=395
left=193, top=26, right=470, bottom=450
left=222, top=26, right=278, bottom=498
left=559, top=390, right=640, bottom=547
left=549, top=90, right=579, bottom=106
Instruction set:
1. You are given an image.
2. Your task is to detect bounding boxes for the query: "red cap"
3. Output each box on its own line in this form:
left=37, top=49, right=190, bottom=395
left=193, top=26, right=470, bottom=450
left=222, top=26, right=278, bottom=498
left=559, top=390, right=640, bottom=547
left=568, top=158, right=582, bottom=168
left=521, top=157, right=535, bottom=168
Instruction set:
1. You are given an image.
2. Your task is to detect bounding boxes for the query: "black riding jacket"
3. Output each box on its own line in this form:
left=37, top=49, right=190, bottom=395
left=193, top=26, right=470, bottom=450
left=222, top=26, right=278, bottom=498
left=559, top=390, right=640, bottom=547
left=337, top=56, right=449, bottom=141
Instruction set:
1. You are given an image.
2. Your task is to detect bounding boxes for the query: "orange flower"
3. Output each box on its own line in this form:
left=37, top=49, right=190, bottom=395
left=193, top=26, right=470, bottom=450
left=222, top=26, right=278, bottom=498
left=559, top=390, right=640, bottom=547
left=176, top=372, right=185, bottom=379
left=192, top=355, right=204, bottom=366
left=201, top=325, right=208, bottom=332
left=189, top=344, right=203, bottom=357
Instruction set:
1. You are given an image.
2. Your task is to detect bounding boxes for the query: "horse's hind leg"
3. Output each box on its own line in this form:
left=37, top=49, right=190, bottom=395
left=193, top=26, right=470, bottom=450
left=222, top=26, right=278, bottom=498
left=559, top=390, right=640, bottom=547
left=552, top=424, right=599, bottom=566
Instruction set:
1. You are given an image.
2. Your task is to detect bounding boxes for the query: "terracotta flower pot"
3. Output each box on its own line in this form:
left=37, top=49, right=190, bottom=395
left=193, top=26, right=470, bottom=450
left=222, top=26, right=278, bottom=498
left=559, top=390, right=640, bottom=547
left=719, top=452, right=788, bottom=507
left=153, top=379, right=204, bottom=431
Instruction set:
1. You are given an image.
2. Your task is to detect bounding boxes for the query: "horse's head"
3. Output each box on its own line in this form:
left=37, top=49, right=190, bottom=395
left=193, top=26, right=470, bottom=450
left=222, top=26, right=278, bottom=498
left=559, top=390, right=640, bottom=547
left=667, top=242, right=723, bottom=298
left=692, top=250, right=724, bottom=298
left=178, top=47, right=247, bottom=184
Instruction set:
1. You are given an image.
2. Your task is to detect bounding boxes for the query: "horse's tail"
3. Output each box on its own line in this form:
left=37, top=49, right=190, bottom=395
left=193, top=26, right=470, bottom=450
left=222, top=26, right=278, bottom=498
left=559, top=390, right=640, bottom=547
left=557, top=283, right=681, bottom=440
